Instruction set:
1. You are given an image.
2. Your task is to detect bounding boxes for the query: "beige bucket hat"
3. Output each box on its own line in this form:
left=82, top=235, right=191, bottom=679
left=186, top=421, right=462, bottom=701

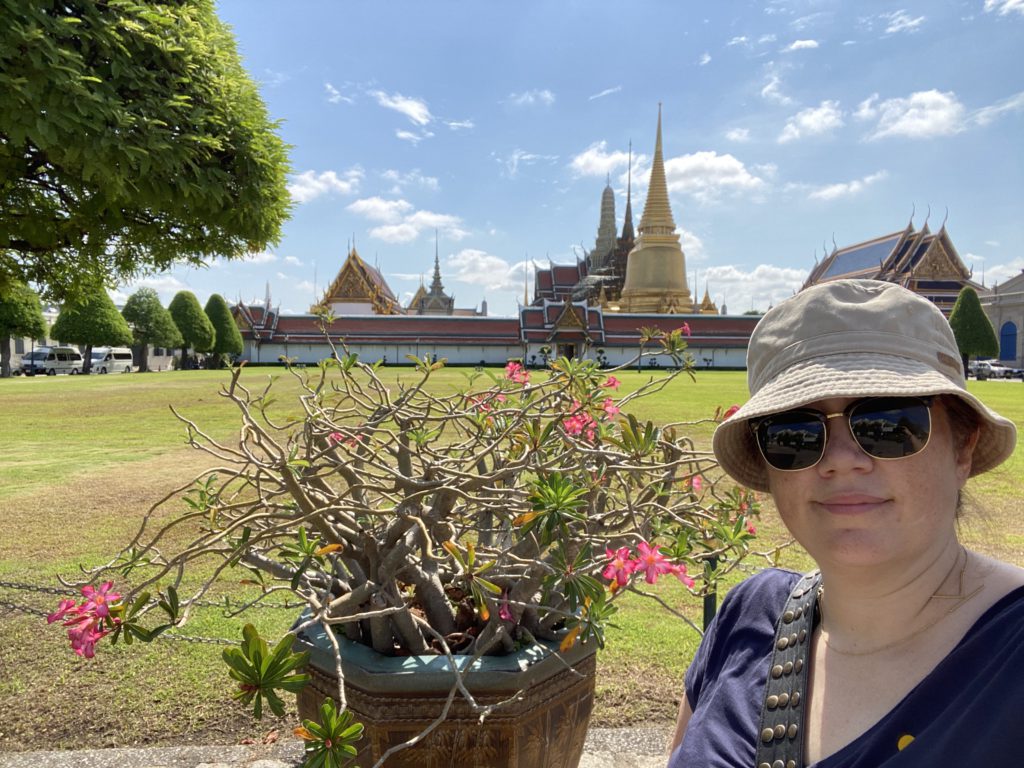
left=712, top=279, right=1017, bottom=492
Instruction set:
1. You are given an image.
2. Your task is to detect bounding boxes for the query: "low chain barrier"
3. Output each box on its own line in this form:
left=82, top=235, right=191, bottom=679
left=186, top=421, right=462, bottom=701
left=0, top=579, right=300, bottom=647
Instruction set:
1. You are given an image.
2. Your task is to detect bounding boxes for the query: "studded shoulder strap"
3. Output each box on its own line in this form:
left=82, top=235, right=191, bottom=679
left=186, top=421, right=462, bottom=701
left=754, top=570, right=822, bottom=768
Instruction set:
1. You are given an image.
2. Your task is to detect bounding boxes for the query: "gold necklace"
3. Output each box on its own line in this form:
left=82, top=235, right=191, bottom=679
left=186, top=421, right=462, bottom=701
left=819, top=548, right=983, bottom=657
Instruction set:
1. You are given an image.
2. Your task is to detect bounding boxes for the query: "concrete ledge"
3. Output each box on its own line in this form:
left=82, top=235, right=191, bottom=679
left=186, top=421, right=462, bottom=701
left=0, top=727, right=673, bottom=768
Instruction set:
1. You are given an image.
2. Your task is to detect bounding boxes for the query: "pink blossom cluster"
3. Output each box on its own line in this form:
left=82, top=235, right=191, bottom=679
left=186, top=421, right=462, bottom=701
left=677, top=323, right=692, bottom=337
left=47, top=582, right=121, bottom=658
left=602, top=542, right=695, bottom=591
left=562, top=395, right=620, bottom=441
left=328, top=431, right=364, bottom=449
left=602, top=376, right=621, bottom=390
left=505, top=360, right=529, bottom=385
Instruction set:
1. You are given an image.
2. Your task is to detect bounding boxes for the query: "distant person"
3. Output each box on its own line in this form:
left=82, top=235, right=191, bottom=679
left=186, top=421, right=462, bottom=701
left=669, top=279, right=1023, bottom=767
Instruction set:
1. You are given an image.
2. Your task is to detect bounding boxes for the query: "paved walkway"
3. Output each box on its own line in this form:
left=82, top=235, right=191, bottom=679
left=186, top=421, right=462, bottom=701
left=0, top=727, right=673, bottom=768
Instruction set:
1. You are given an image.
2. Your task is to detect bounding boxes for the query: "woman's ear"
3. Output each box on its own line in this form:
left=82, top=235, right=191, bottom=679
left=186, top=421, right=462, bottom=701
left=955, top=428, right=980, bottom=485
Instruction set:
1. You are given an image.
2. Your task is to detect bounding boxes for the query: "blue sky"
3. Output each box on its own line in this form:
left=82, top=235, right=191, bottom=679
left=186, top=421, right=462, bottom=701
left=114, top=0, right=1024, bottom=317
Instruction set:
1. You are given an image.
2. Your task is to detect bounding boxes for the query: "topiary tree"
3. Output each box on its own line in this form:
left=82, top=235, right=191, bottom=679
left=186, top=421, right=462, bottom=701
left=51, top=289, right=132, bottom=373
left=121, top=289, right=184, bottom=373
left=168, top=291, right=215, bottom=370
left=0, top=0, right=292, bottom=303
left=204, top=293, right=244, bottom=368
left=948, top=286, right=998, bottom=375
left=0, top=281, right=47, bottom=377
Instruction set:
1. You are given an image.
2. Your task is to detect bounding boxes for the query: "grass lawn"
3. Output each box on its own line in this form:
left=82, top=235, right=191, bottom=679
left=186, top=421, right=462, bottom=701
left=0, top=367, right=1020, bottom=751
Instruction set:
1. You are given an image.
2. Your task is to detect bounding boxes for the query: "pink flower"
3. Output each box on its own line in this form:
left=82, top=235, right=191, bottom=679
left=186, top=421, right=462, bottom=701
left=602, top=376, right=621, bottom=390
left=677, top=323, right=692, bottom=337
left=747, top=523, right=757, bottom=535
left=601, top=398, right=620, bottom=419
left=328, top=431, right=344, bottom=445
left=691, top=475, right=703, bottom=494
left=670, top=563, right=696, bottom=589
left=505, top=361, right=529, bottom=384
left=633, top=541, right=673, bottom=584
left=66, top=617, right=111, bottom=658
left=80, top=581, right=120, bottom=619
left=721, top=405, right=740, bottom=421
left=563, top=400, right=597, bottom=441
left=602, top=547, right=636, bottom=587
left=498, top=591, right=514, bottom=623
left=47, top=599, right=77, bottom=625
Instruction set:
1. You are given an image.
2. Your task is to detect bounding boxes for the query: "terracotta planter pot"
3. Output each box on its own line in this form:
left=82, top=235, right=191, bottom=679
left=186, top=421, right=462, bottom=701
left=293, top=622, right=597, bottom=768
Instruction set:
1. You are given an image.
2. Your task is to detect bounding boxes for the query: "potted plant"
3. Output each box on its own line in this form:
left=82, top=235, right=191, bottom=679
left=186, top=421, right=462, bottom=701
left=47, top=327, right=760, bottom=768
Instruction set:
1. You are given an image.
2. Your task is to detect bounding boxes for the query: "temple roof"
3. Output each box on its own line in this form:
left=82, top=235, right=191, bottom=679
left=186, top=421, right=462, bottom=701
left=636, top=105, right=678, bottom=239
left=314, top=246, right=399, bottom=314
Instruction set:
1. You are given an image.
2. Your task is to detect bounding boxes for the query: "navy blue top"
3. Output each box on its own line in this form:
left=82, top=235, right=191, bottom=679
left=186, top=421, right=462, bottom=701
left=668, top=569, right=1024, bottom=767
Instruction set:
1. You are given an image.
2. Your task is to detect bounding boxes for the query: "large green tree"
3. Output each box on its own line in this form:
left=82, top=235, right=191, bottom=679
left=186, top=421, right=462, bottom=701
left=51, top=289, right=133, bottom=373
left=948, top=286, right=999, bottom=375
left=0, top=0, right=292, bottom=302
left=168, top=290, right=214, bottom=369
left=0, top=280, right=47, bottom=377
left=121, top=288, right=183, bottom=373
left=204, top=293, right=244, bottom=368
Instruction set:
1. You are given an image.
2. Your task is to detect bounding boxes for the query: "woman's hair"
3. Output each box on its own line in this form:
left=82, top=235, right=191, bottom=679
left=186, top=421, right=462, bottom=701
left=939, top=394, right=983, bottom=452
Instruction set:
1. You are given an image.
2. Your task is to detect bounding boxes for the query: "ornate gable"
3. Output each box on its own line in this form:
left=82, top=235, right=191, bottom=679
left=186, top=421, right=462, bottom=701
left=314, top=247, right=399, bottom=315
left=912, top=238, right=969, bottom=281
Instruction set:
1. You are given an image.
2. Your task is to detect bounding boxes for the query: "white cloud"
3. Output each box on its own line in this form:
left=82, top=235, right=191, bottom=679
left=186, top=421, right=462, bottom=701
left=985, top=0, right=1024, bottom=16
left=725, top=128, right=751, bottom=142
left=446, top=250, right=529, bottom=292
left=324, top=82, right=353, bottom=104
left=791, top=12, right=827, bottom=30
left=288, top=168, right=363, bottom=203
left=381, top=169, right=440, bottom=192
left=973, top=90, right=1024, bottom=126
left=284, top=256, right=303, bottom=267
left=295, top=280, right=315, bottom=295
left=866, top=90, right=965, bottom=139
left=758, top=33, right=778, bottom=44
left=498, top=148, right=559, bottom=178
left=677, top=228, right=706, bottom=261
left=346, top=196, right=414, bottom=223
left=807, top=170, right=889, bottom=200
left=113, top=275, right=189, bottom=305
left=589, top=86, right=622, bottom=100
left=663, top=151, right=767, bottom=202
left=369, top=90, right=432, bottom=125
left=703, top=264, right=808, bottom=314
left=699, top=52, right=712, bottom=66
left=985, top=240, right=1001, bottom=247
left=986, top=258, right=1024, bottom=286
left=882, top=10, right=926, bottom=34
left=368, top=210, right=468, bottom=244
left=569, top=141, right=633, bottom=177
left=395, top=129, right=434, bottom=144
left=761, top=73, right=793, bottom=105
left=784, top=39, right=819, bottom=51
left=778, top=101, right=844, bottom=143
left=244, top=251, right=278, bottom=264
left=444, top=119, right=475, bottom=130
left=854, top=93, right=879, bottom=120
left=507, top=89, right=556, bottom=107
left=727, top=35, right=749, bottom=46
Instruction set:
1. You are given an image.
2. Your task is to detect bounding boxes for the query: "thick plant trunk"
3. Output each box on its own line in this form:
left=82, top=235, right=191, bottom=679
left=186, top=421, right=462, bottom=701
left=180, top=345, right=189, bottom=370
left=82, top=343, right=93, bottom=374
left=137, top=344, right=149, bottom=373
left=0, top=334, right=11, bottom=378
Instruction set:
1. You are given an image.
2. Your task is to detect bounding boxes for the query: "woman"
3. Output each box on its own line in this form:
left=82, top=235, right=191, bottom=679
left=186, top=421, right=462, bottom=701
left=668, top=279, right=1024, bottom=767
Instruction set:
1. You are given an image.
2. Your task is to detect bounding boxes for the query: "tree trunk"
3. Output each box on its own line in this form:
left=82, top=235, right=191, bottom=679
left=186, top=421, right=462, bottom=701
left=180, top=345, right=189, bottom=370
left=137, top=343, right=149, bottom=373
left=0, top=334, right=11, bottom=378
left=82, top=343, right=93, bottom=374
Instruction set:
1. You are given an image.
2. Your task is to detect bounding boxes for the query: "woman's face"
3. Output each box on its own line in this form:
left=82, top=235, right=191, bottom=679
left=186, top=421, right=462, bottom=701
left=765, top=396, right=978, bottom=571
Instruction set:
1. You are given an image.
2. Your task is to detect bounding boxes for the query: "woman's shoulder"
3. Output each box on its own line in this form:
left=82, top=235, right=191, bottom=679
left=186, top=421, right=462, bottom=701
left=716, top=568, right=804, bottom=627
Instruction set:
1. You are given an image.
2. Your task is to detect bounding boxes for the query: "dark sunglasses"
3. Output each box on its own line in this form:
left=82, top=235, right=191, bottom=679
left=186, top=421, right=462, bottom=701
left=751, top=396, right=933, bottom=472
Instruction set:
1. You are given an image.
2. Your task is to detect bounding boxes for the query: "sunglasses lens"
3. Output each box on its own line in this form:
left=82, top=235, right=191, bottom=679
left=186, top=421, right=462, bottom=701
left=757, top=412, right=826, bottom=470
left=849, top=397, right=931, bottom=459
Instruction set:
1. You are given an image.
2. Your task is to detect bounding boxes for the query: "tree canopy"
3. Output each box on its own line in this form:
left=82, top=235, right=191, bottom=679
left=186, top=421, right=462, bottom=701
left=0, top=280, right=47, bottom=377
left=169, top=290, right=215, bottom=367
left=121, top=288, right=183, bottom=372
left=51, top=288, right=132, bottom=371
left=204, top=293, right=244, bottom=366
left=948, top=286, right=998, bottom=373
left=0, top=0, right=292, bottom=302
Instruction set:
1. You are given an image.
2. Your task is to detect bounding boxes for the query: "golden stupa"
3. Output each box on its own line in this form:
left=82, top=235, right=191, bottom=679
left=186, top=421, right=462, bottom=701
left=619, top=106, right=693, bottom=313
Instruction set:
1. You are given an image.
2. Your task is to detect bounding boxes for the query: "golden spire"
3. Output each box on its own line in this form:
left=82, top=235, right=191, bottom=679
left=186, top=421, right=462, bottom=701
left=637, top=103, right=678, bottom=239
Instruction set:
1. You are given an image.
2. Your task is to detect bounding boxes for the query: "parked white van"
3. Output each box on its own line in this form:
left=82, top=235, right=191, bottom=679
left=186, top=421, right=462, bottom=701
left=20, top=346, right=84, bottom=375
left=89, top=347, right=134, bottom=374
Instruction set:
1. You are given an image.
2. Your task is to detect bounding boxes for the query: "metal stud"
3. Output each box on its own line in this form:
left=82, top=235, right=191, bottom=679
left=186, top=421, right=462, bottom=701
left=787, top=761, right=797, bottom=768
left=773, top=761, right=785, bottom=768
left=783, top=661, right=794, bottom=675
left=783, top=610, right=795, bottom=623
left=772, top=664, right=784, bottom=679
left=788, top=724, right=799, bottom=739
left=777, top=636, right=789, bottom=650
left=794, top=606, right=803, bottom=620
left=798, top=628, right=807, bottom=643
left=774, top=724, right=786, bottom=740
left=795, top=659, right=804, bottom=674
left=791, top=691, right=801, bottom=707
left=761, top=727, right=775, bottom=744
left=778, top=692, right=790, bottom=707
left=759, top=763, right=771, bottom=768
left=790, top=633, right=799, bottom=646
left=767, top=694, right=780, bottom=709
